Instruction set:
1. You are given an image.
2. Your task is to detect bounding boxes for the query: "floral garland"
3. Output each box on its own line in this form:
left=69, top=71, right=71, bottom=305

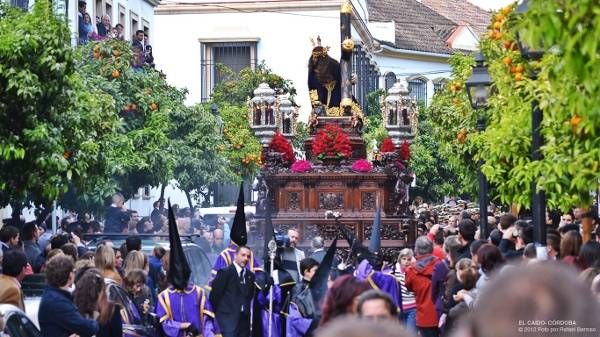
left=380, top=137, right=396, bottom=153
left=290, top=160, right=312, bottom=173
left=351, top=159, right=373, bottom=173
left=312, top=124, right=352, bottom=160
left=268, top=132, right=295, bottom=163
left=400, top=140, right=410, bottom=162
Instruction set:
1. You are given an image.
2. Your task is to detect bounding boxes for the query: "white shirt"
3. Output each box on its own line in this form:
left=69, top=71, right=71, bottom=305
left=233, top=261, right=244, bottom=277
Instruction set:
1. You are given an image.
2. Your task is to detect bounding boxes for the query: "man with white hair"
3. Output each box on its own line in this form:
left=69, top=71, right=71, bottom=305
left=405, top=236, right=440, bottom=337
left=97, top=14, right=111, bottom=37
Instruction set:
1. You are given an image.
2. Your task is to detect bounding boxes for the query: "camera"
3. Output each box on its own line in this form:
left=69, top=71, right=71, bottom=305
left=274, top=233, right=290, bottom=248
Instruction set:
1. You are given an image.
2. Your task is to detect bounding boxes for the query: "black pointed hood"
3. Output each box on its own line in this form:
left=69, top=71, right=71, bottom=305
left=369, top=207, right=382, bottom=253
left=230, top=183, right=247, bottom=246
left=262, top=200, right=276, bottom=266
left=309, top=237, right=337, bottom=312
left=167, top=199, right=191, bottom=290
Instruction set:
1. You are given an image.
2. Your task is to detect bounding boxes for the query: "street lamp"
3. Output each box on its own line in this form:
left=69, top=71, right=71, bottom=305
left=465, top=53, right=492, bottom=110
left=465, top=52, right=491, bottom=240
left=516, top=0, right=546, bottom=247
left=211, top=102, right=223, bottom=135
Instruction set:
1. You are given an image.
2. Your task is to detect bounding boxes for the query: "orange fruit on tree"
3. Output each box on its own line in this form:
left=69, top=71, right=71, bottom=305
left=493, top=21, right=502, bottom=30
left=503, top=40, right=513, bottom=49
left=514, top=73, right=524, bottom=81
left=510, top=66, right=517, bottom=74
left=150, top=102, right=158, bottom=111
left=111, top=70, right=120, bottom=78
left=112, top=49, right=122, bottom=57
left=496, top=13, right=505, bottom=22
left=570, top=114, right=582, bottom=128
left=515, top=64, right=524, bottom=73
left=503, top=57, right=513, bottom=66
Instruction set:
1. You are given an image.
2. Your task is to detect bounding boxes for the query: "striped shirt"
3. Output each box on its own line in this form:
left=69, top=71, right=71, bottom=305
left=393, top=263, right=416, bottom=310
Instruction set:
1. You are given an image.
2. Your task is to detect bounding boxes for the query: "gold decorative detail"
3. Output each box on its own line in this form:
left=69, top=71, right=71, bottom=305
left=309, top=89, right=320, bottom=104
left=340, top=97, right=353, bottom=108
left=326, top=106, right=343, bottom=117
left=350, top=101, right=364, bottom=119
left=341, top=38, right=355, bottom=52
left=341, top=1, right=352, bottom=14
left=311, top=47, right=330, bottom=59
left=324, top=81, right=336, bottom=107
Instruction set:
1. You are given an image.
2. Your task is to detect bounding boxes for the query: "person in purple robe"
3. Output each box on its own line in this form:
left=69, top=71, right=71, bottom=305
left=156, top=284, right=216, bottom=337
left=354, top=257, right=403, bottom=315
left=155, top=200, right=216, bottom=337
left=256, top=269, right=296, bottom=337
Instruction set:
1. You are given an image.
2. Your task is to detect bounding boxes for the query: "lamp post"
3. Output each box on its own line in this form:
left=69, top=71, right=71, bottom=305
left=516, top=0, right=546, bottom=246
left=465, top=52, right=491, bottom=240
left=211, top=102, right=223, bottom=135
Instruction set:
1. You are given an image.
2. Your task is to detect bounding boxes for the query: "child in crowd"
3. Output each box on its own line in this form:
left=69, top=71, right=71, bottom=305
left=394, top=248, right=417, bottom=332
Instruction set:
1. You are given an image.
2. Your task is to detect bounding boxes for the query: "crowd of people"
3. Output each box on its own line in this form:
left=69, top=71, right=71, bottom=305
left=1, top=194, right=600, bottom=337
left=77, top=1, right=155, bottom=68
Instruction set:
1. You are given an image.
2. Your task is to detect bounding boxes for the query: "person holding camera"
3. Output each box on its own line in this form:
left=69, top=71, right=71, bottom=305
left=280, top=228, right=305, bottom=282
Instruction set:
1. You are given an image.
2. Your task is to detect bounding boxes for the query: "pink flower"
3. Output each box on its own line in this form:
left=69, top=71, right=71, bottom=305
left=351, top=159, right=373, bottom=173
left=290, top=160, right=313, bottom=173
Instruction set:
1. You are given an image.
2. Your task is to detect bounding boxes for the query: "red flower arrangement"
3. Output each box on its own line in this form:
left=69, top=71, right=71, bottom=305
left=380, top=137, right=396, bottom=153
left=400, top=140, right=410, bottom=161
left=351, top=159, right=373, bottom=173
left=290, top=160, right=313, bottom=173
left=268, top=132, right=295, bottom=163
left=312, top=124, right=352, bottom=160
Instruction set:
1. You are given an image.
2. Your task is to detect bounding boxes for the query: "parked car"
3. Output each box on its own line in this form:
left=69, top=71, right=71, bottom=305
left=21, top=237, right=213, bottom=335
left=0, top=304, right=40, bottom=337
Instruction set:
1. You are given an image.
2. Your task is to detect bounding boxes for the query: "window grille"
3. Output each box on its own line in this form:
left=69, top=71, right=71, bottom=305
left=408, top=78, right=427, bottom=104
left=201, top=41, right=257, bottom=102
left=384, top=73, right=397, bottom=91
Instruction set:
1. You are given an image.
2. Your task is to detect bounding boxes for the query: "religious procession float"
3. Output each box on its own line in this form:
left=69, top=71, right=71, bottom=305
left=248, top=1, right=419, bottom=259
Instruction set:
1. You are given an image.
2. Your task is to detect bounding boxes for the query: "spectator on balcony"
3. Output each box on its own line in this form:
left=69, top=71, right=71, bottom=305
left=145, top=45, right=155, bottom=68
left=132, top=30, right=145, bottom=52
left=114, top=24, right=125, bottom=40
left=77, top=1, right=87, bottom=43
left=97, top=15, right=111, bottom=38
left=79, top=13, right=95, bottom=45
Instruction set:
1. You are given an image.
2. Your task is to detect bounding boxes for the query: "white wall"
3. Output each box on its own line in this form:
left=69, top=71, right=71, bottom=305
left=449, top=27, right=479, bottom=51
left=154, top=9, right=341, bottom=122
left=375, top=52, right=452, bottom=102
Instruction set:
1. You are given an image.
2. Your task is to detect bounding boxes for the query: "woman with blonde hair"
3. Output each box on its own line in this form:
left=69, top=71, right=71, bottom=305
left=95, top=244, right=123, bottom=284
left=123, top=250, right=149, bottom=276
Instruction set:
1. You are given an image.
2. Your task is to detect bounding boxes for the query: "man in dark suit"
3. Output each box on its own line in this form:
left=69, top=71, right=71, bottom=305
left=210, top=245, right=256, bottom=337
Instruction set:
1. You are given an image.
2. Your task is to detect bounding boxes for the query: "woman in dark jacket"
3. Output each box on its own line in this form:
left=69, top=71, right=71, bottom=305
left=73, top=268, right=123, bottom=337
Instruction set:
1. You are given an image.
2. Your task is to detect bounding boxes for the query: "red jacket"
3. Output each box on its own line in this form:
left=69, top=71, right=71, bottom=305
left=405, top=254, right=440, bottom=328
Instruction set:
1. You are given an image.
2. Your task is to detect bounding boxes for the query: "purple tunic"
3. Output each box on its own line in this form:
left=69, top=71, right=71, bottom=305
left=286, top=302, right=313, bottom=337
left=209, top=244, right=262, bottom=285
left=257, top=285, right=283, bottom=337
left=355, top=259, right=402, bottom=311
left=156, top=285, right=216, bottom=337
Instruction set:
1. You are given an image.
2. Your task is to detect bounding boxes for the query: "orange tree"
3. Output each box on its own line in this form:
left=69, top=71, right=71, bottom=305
left=427, top=53, right=480, bottom=198
left=210, top=63, right=296, bottom=180
left=65, top=38, right=185, bottom=211
left=0, top=1, right=124, bottom=217
left=429, top=1, right=600, bottom=211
